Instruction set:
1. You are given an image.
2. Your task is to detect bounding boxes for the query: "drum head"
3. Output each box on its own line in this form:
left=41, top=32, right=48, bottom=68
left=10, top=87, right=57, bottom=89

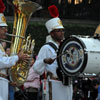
left=57, top=36, right=88, bottom=76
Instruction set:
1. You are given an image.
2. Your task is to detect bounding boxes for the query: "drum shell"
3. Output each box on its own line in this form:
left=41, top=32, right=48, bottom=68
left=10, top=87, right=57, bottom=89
left=80, top=37, right=100, bottom=74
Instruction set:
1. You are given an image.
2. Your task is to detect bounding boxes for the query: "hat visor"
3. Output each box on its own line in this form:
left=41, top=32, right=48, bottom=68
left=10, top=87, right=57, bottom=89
left=53, top=26, right=64, bottom=30
left=0, top=23, right=8, bottom=26
left=50, top=26, right=64, bottom=33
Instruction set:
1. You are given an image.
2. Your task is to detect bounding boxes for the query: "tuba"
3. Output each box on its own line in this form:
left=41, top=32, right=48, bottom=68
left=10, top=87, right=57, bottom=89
left=8, top=0, right=42, bottom=86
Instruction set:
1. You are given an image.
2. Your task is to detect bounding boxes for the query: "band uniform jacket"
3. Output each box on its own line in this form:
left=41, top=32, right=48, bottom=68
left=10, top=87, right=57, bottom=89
left=0, top=43, right=19, bottom=100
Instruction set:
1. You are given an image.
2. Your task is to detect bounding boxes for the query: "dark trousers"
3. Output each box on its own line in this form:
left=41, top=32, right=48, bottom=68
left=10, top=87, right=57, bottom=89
left=27, top=92, right=38, bottom=100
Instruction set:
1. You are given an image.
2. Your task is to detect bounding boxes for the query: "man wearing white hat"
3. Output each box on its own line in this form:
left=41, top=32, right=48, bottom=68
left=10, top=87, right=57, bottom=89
left=0, top=13, right=30, bottom=100
left=33, top=17, right=73, bottom=100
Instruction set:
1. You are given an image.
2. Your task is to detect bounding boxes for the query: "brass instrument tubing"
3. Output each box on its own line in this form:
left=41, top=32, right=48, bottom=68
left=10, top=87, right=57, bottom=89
left=27, top=39, right=31, bottom=51
left=0, top=39, right=12, bottom=43
left=6, top=33, right=24, bottom=39
left=31, top=40, right=35, bottom=51
left=13, top=13, right=23, bottom=54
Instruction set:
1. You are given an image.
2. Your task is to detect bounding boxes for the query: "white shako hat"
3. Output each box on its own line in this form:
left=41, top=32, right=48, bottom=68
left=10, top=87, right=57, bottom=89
left=0, top=13, right=7, bottom=26
left=45, top=17, right=64, bottom=33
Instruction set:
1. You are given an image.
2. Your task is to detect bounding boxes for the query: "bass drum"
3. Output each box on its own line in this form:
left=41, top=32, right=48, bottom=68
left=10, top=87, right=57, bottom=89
left=57, top=35, right=100, bottom=77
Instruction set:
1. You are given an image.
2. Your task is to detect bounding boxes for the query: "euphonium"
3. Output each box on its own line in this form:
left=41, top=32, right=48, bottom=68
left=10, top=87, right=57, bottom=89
left=9, top=0, right=42, bottom=86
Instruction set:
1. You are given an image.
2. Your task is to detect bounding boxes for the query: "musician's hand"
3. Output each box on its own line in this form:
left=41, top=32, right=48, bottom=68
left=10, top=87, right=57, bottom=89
left=18, top=50, right=30, bottom=62
left=10, top=82, right=17, bottom=87
left=44, top=58, right=55, bottom=64
left=30, top=58, right=35, bottom=66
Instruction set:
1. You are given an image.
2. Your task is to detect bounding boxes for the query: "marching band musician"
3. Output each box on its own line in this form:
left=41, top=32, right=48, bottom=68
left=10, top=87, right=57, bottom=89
left=0, top=1, right=30, bottom=99
left=33, top=5, right=73, bottom=100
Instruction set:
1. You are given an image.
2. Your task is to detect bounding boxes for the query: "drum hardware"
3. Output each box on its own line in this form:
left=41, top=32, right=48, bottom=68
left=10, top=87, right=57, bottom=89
left=71, top=35, right=90, bottom=38
left=83, top=73, right=96, bottom=77
left=62, top=72, right=66, bottom=85
left=85, top=51, right=100, bottom=53
left=56, top=67, right=70, bottom=85
left=62, top=73, right=72, bottom=85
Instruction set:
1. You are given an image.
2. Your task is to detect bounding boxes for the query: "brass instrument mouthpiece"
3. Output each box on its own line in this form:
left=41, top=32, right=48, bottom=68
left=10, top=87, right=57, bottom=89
left=0, top=39, right=12, bottom=43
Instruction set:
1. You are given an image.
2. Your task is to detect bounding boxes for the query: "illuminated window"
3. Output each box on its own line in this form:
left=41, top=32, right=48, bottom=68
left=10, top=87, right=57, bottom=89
left=80, top=0, right=83, bottom=3
left=74, top=0, right=80, bottom=5
left=58, top=0, right=61, bottom=4
left=68, top=0, right=91, bottom=5
left=88, top=0, right=92, bottom=4
left=68, top=0, right=72, bottom=4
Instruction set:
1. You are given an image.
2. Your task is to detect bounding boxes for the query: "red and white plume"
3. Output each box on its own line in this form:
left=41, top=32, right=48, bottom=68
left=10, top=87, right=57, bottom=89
left=48, top=5, right=59, bottom=18
left=0, top=0, right=6, bottom=13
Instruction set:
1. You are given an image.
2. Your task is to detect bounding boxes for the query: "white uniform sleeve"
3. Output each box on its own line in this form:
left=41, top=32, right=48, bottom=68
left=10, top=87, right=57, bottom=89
left=33, top=45, right=48, bottom=75
left=0, top=55, right=19, bottom=69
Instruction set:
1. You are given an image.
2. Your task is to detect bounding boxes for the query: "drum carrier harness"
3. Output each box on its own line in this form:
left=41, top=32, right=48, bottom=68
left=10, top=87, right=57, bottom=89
left=45, top=42, right=72, bottom=85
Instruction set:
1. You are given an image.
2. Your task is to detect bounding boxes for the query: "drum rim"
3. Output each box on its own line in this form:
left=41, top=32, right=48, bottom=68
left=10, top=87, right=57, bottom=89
left=57, top=35, right=88, bottom=76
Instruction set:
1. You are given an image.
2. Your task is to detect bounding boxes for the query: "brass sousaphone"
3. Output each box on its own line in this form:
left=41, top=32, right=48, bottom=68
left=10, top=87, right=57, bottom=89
left=8, top=0, right=42, bottom=86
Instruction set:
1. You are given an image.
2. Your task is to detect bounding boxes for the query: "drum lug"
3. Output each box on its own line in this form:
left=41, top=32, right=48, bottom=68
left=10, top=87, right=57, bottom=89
left=62, top=73, right=72, bottom=85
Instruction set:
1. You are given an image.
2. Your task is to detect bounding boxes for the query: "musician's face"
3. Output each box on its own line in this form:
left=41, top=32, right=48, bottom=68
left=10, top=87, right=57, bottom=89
left=6, top=48, right=11, bottom=56
left=0, top=26, right=8, bottom=39
left=50, top=28, right=64, bottom=42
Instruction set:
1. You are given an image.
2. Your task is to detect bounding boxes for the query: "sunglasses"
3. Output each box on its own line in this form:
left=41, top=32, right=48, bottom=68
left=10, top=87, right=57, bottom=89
left=53, top=29, right=65, bottom=32
left=0, top=26, right=8, bottom=30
